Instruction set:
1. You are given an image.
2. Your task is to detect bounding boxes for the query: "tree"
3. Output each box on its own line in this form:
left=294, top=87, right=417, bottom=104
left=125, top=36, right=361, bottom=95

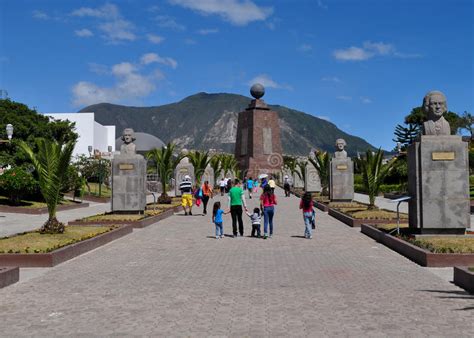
left=308, top=151, right=330, bottom=195
left=356, top=149, right=396, bottom=209
left=392, top=123, right=419, bottom=150
left=19, top=138, right=76, bottom=233
left=187, top=150, right=212, bottom=185
left=209, top=154, right=222, bottom=186
left=459, top=111, right=473, bottom=136
left=220, top=154, right=238, bottom=178
left=146, top=143, right=182, bottom=204
left=404, top=106, right=463, bottom=135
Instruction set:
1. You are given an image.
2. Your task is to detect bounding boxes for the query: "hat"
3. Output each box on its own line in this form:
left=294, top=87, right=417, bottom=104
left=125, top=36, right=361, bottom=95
left=184, top=175, right=191, bottom=180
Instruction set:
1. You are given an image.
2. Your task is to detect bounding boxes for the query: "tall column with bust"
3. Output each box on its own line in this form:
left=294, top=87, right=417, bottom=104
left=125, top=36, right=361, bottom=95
left=329, top=138, right=354, bottom=201
left=235, top=84, right=283, bottom=178
left=111, top=128, right=147, bottom=213
left=408, top=91, right=470, bottom=234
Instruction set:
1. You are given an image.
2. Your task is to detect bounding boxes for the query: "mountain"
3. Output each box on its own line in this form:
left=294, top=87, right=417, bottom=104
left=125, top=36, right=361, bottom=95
left=79, top=92, right=376, bottom=156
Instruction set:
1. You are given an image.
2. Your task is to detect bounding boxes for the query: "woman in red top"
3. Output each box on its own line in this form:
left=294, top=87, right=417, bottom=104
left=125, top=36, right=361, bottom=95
left=201, top=180, right=213, bottom=215
left=299, top=192, right=314, bottom=239
left=260, top=185, right=277, bottom=239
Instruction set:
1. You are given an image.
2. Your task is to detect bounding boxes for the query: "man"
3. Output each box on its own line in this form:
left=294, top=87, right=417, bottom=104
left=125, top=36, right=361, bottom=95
left=422, top=90, right=451, bottom=136
left=268, top=175, right=276, bottom=194
left=283, top=175, right=291, bottom=197
left=228, top=178, right=248, bottom=237
left=180, top=175, right=193, bottom=215
left=120, top=128, right=137, bottom=155
left=219, top=178, right=226, bottom=196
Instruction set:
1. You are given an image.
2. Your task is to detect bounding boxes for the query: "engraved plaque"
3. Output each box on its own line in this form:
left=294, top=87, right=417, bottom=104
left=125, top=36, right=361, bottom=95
left=432, top=152, right=455, bottom=161
left=241, top=128, right=248, bottom=156
left=119, top=163, right=134, bottom=170
left=263, top=128, right=272, bottom=155
left=336, top=164, right=348, bottom=170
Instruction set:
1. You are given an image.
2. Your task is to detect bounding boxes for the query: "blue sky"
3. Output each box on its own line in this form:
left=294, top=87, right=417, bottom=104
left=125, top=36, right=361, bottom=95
left=1, top=0, right=473, bottom=150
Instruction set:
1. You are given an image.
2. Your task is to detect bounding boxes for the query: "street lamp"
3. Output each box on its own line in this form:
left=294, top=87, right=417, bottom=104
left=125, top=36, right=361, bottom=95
left=6, top=124, right=13, bottom=140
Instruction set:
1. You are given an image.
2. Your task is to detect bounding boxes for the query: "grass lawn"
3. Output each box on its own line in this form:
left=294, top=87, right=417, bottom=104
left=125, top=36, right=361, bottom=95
left=374, top=223, right=409, bottom=232
left=82, top=208, right=167, bottom=222
left=0, top=226, right=115, bottom=253
left=469, top=267, right=474, bottom=272
left=0, top=196, right=75, bottom=209
left=407, top=237, right=474, bottom=254
left=84, top=182, right=112, bottom=198
left=330, top=201, right=408, bottom=220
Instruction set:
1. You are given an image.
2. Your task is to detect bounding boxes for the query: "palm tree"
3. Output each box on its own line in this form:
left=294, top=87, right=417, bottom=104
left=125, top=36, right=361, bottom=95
left=187, top=150, right=212, bottom=185
left=356, top=148, right=396, bottom=209
left=220, top=154, right=238, bottom=178
left=308, top=150, right=330, bottom=195
left=296, top=159, right=308, bottom=189
left=209, top=154, right=222, bottom=186
left=19, top=138, right=76, bottom=234
left=146, top=143, right=182, bottom=204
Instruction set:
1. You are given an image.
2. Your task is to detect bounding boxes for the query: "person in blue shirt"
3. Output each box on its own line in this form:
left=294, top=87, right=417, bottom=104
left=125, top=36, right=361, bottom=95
left=247, top=177, right=254, bottom=199
left=212, top=201, right=228, bottom=239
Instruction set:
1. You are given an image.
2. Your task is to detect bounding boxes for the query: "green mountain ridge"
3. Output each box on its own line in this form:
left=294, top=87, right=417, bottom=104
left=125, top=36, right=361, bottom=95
left=79, top=92, right=376, bottom=156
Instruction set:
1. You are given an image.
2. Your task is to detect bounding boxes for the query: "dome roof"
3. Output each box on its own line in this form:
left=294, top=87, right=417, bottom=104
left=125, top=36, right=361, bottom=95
left=115, top=132, right=165, bottom=152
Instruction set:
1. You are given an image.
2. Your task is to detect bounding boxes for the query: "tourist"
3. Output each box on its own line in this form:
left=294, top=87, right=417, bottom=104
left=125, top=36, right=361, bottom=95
left=261, top=177, right=268, bottom=190
left=299, top=192, right=314, bottom=239
left=228, top=178, right=248, bottom=237
left=260, top=185, right=277, bottom=239
left=253, top=179, right=259, bottom=194
left=193, top=184, right=202, bottom=207
left=243, top=176, right=248, bottom=191
left=219, top=178, right=226, bottom=196
left=284, top=175, right=291, bottom=197
left=212, top=201, right=227, bottom=239
left=268, top=175, right=276, bottom=194
left=201, top=180, right=213, bottom=215
left=226, top=177, right=233, bottom=193
left=247, top=177, right=254, bottom=199
left=180, top=175, right=193, bottom=216
left=246, top=207, right=262, bottom=238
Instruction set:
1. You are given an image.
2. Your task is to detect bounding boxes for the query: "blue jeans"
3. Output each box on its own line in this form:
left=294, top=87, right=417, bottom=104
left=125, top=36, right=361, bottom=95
left=263, top=206, right=275, bottom=236
left=303, top=212, right=313, bottom=238
left=215, top=222, right=223, bottom=237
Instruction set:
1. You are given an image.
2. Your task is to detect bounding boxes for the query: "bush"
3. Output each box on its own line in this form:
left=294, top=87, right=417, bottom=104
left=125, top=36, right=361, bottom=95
left=0, top=167, right=38, bottom=204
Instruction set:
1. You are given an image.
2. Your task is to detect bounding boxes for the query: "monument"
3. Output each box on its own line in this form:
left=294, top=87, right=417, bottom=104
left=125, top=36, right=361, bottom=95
left=408, top=91, right=470, bottom=234
left=305, top=151, right=322, bottom=192
left=201, top=164, right=214, bottom=186
left=175, top=149, right=195, bottom=196
left=235, top=84, right=283, bottom=178
left=330, top=139, right=354, bottom=201
left=112, top=128, right=147, bottom=213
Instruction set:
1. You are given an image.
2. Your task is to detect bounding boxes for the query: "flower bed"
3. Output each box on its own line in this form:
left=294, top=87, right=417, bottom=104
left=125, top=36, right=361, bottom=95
left=361, top=224, right=474, bottom=267
left=0, top=197, right=89, bottom=214
left=0, top=266, right=19, bottom=288
left=0, top=225, right=132, bottom=267
left=328, top=201, right=407, bottom=227
left=454, top=267, right=474, bottom=293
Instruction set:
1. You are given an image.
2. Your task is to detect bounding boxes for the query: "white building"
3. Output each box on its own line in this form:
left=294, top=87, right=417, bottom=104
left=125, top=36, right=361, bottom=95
left=45, top=112, right=116, bottom=158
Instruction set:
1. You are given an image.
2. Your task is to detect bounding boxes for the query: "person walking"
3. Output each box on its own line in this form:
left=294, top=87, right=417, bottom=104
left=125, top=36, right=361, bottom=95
left=212, top=201, right=228, bottom=239
left=300, top=192, right=314, bottom=239
left=180, top=175, right=193, bottom=216
left=268, top=175, right=276, bottom=194
left=260, top=184, right=277, bottom=239
left=228, top=178, right=248, bottom=238
left=283, top=175, right=291, bottom=197
left=219, top=178, right=226, bottom=196
left=246, top=207, right=262, bottom=238
left=201, top=180, right=213, bottom=215
left=246, top=177, right=254, bottom=199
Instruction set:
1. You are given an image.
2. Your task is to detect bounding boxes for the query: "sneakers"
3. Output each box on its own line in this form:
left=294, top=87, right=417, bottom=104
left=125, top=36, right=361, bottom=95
left=189, top=211, right=193, bottom=215
left=216, top=236, right=219, bottom=239
left=309, top=236, right=313, bottom=239
left=184, top=212, right=188, bottom=216
left=220, top=235, right=224, bottom=239
left=263, top=235, right=268, bottom=239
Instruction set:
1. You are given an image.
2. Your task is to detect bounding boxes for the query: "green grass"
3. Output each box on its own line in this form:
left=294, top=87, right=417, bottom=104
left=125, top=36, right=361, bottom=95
left=330, top=201, right=408, bottom=220
left=84, top=182, right=112, bottom=198
left=0, top=196, right=75, bottom=209
left=373, top=223, right=409, bottom=232
left=407, top=237, right=474, bottom=254
left=0, top=226, right=115, bottom=253
left=469, top=267, right=474, bottom=272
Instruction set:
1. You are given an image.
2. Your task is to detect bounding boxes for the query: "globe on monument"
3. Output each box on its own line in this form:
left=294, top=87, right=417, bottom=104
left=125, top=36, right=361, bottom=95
left=250, top=83, right=265, bottom=99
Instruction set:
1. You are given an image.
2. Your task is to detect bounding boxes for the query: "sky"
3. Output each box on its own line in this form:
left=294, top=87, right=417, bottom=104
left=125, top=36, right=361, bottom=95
left=0, top=0, right=473, bottom=150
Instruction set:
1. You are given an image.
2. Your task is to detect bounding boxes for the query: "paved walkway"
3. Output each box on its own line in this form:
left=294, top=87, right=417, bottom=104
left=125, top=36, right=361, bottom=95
left=0, top=189, right=472, bottom=336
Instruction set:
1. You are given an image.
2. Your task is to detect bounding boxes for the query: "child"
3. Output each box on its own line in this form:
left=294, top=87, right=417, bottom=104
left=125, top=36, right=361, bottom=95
left=299, top=192, right=314, bottom=239
left=246, top=207, right=262, bottom=238
left=212, top=201, right=227, bottom=239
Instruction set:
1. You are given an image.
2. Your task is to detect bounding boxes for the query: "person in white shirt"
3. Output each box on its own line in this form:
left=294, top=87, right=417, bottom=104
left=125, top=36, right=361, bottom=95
left=219, top=178, right=226, bottom=196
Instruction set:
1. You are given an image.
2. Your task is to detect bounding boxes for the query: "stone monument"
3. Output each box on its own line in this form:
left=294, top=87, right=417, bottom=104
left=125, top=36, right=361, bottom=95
left=235, top=84, right=283, bottom=178
left=305, top=151, right=322, bottom=192
left=175, top=149, right=195, bottom=196
left=201, top=164, right=215, bottom=186
left=112, top=128, right=147, bottom=213
left=330, top=139, right=354, bottom=201
left=408, top=91, right=470, bottom=234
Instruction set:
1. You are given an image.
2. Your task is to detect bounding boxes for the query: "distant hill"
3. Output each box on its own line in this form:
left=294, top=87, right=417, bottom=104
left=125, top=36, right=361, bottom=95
left=79, top=92, right=376, bottom=156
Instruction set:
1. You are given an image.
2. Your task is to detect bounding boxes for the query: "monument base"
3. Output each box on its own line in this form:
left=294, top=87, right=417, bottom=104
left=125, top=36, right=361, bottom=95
left=112, top=154, right=147, bottom=213
left=402, top=227, right=466, bottom=235
left=330, top=158, right=354, bottom=201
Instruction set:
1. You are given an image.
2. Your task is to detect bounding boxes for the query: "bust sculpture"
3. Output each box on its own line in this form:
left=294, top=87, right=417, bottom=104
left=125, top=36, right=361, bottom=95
left=334, top=138, right=347, bottom=159
left=422, top=90, right=451, bottom=136
left=120, top=128, right=137, bottom=155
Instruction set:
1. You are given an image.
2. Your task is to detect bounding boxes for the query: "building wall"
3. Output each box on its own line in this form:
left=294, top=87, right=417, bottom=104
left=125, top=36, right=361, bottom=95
left=46, top=112, right=115, bottom=158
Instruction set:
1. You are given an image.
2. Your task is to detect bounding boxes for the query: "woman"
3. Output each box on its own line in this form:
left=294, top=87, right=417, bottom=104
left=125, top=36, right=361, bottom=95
left=260, top=184, right=277, bottom=239
left=201, top=180, right=213, bottom=215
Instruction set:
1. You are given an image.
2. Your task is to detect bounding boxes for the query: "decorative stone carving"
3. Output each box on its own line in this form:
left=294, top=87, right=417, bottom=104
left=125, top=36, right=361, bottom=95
left=120, top=128, right=137, bottom=155
left=334, top=138, right=347, bottom=159
left=422, top=90, right=451, bottom=136
left=175, top=152, right=194, bottom=196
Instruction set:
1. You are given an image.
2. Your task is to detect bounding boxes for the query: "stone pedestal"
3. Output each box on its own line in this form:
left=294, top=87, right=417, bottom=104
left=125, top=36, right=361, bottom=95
left=201, top=165, right=214, bottom=186
left=175, top=162, right=194, bottom=196
left=112, top=154, right=147, bottom=212
left=408, top=135, right=470, bottom=234
left=235, top=99, right=283, bottom=178
left=330, top=158, right=354, bottom=201
left=293, top=173, right=304, bottom=189
left=305, top=163, right=322, bottom=192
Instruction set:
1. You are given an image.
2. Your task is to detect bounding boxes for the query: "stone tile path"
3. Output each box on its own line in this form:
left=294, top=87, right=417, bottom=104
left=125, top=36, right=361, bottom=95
left=0, top=189, right=472, bottom=336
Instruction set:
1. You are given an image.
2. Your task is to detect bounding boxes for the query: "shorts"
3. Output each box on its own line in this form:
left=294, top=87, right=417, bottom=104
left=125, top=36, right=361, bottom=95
left=181, top=194, right=193, bottom=207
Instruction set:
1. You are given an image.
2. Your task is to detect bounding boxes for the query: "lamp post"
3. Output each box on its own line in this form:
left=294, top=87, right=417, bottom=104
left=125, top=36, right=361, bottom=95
left=0, top=124, right=13, bottom=144
left=88, top=145, right=104, bottom=198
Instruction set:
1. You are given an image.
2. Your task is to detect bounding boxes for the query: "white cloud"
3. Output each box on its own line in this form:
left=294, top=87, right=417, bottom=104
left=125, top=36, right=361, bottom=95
left=360, top=96, right=372, bottom=104
left=140, top=53, right=178, bottom=69
left=336, top=96, right=352, bottom=101
left=147, top=5, right=161, bottom=13
left=316, top=115, right=330, bottom=121
left=317, top=0, right=328, bottom=9
left=334, top=41, right=420, bottom=61
left=247, top=74, right=292, bottom=90
left=71, top=4, right=136, bottom=43
left=321, top=76, right=341, bottom=83
left=75, top=28, right=94, bottom=37
left=169, top=0, right=273, bottom=26
left=184, top=38, right=197, bottom=45
left=88, top=63, right=109, bottom=75
left=197, top=28, right=219, bottom=35
left=147, top=34, right=165, bottom=44
left=155, top=15, right=186, bottom=31
left=298, top=44, right=312, bottom=52
left=32, top=10, right=49, bottom=20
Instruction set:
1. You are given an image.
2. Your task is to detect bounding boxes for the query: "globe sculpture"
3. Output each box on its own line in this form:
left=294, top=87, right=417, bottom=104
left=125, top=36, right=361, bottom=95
left=250, top=83, right=265, bottom=99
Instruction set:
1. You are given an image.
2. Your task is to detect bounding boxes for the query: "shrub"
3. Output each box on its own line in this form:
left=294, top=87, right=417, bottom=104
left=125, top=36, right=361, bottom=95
left=0, top=167, right=38, bottom=204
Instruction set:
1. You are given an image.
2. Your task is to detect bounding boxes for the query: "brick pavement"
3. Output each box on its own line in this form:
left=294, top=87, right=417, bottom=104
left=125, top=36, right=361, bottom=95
left=0, top=188, right=473, bottom=336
